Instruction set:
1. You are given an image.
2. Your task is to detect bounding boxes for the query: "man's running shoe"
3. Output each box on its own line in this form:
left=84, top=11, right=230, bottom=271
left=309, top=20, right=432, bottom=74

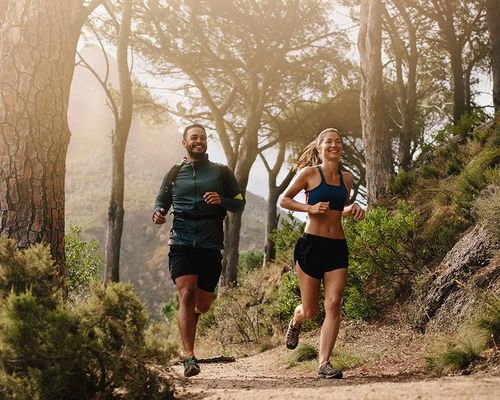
left=183, top=355, right=201, bottom=377
left=318, top=361, right=343, bottom=379
left=285, top=318, right=301, bottom=349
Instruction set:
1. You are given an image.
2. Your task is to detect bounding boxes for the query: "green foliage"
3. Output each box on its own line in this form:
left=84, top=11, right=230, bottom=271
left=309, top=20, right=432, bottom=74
left=269, top=272, right=324, bottom=331
left=343, top=202, right=419, bottom=314
left=344, top=287, right=372, bottom=320
left=473, top=185, right=500, bottom=237
left=269, top=213, right=305, bottom=262
left=424, top=330, right=487, bottom=374
left=0, top=239, right=174, bottom=400
left=160, top=293, right=179, bottom=322
left=288, top=343, right=318, bottom=364
left=238, top=249, right=264, bottom=275
left=475, top=293, right=500, bottom=345
left=452, top=148, right=500, bottom=218
left=389, top=169, right=417, bottom=196
left=65, top=225, right=104, bottom=298
left=331, top=349, right=364, bottom=370
left=0, top=236, right=60, bottom=305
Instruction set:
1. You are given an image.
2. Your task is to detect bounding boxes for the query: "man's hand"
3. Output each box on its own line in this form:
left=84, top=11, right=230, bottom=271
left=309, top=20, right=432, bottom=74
left=152, top=208, right=166, bottom=224
left=203, top=192, right=221, bottom=205
left=307, top=201, right=330, bottom=214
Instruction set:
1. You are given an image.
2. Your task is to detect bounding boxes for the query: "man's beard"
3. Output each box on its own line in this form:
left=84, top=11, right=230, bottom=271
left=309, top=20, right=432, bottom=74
left=187, top=145, right=207, bottom=160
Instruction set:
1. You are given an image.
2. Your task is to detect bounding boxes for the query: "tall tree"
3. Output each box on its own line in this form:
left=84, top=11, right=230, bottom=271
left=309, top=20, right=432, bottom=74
left=410, top=0, right=487, bottom=124
left=136, top=0, right=348, bottom=285
left=0, top=0, right=103, bottom=285
left=382, top=2, right=420, bottom=169
left=358, top=0, right=392, bottom=205
left=486, top=0, right=500, bottom=114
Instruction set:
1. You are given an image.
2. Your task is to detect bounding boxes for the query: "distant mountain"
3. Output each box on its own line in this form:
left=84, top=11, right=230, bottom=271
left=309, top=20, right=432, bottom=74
left=67, top=44, right=271, bottom=317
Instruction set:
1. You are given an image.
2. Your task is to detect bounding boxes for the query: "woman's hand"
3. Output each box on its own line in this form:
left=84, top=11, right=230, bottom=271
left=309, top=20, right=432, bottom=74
left=351, top=203, right=365, bottom=221
left=307, top=201, right=330, bottom=215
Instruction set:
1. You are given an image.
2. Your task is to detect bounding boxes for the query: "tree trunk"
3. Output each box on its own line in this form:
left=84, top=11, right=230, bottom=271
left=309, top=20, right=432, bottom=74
left=358, top=0, right=392, bottom=206
left=221, top=117, right=259, bottom=286
left=0, top=1, right=90, bottom=287
left=449, top=42, right=467, bottom=123
left=486, top=0, right=500, bottom=114
left=104, top=0, right=133, bottom=284
left=264, top=188, right=280, bottom=265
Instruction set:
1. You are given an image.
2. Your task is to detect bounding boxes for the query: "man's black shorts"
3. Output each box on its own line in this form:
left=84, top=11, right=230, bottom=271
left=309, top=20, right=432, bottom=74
left=168, top=245, right=222, bottom=292
left=293, top=233, right=348, bottom=279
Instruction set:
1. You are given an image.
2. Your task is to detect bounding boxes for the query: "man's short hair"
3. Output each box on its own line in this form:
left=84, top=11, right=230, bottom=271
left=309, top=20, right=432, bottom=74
left=183, top=123, right=206, bottom=139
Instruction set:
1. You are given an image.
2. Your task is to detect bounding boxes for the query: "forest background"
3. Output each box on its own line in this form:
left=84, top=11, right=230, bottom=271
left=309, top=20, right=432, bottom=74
left=0, top=1, right=499, bottom=399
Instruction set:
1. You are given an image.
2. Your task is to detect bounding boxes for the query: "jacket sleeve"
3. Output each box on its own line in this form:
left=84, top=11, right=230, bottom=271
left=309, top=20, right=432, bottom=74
left=219, top=165, right=245, bottom=213
left=153, top=172, right=173, bottom=213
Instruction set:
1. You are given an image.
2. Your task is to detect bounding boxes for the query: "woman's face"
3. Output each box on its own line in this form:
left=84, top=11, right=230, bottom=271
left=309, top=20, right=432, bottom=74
left=318, top=131, right=343, bottom=161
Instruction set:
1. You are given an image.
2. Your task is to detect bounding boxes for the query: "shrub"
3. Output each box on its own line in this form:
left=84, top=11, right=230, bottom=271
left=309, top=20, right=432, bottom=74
left=343, top=202, right=419, bottom=313
left=269, top=213, right=305, bottom=263
left=344, top=286, right=372, bottom=320
left=65, top=225, right=104, bottom=299
left=238, top=249, right=264, bottom=275
left=0, top=238, right=174, bottom=400
left=389, top=169, right=417, bottom=196
left=267, top=272, right=324, bottom=331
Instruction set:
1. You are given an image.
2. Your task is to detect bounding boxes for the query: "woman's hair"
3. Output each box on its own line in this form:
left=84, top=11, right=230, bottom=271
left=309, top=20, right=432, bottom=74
left=293, top=128, right=342, bottom=171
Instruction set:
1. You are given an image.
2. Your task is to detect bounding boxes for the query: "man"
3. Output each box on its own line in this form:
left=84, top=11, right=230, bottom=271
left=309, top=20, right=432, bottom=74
left=152, top=123, right=245, bottom=377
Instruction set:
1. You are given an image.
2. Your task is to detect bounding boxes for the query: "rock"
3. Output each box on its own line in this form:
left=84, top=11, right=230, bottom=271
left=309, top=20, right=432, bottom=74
left=413, top=223, right=500, bottom=332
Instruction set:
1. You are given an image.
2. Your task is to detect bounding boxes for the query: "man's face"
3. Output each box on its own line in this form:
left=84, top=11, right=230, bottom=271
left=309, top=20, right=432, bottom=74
left=182, top=127, right=207, bottom=160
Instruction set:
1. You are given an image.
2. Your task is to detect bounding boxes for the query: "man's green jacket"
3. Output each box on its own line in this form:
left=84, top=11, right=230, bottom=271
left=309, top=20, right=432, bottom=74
left=154, top=156, right=245, bottom=249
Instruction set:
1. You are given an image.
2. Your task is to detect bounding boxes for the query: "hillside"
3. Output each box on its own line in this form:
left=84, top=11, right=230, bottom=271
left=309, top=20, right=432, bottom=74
left=66, top=45, right=272, bottom=317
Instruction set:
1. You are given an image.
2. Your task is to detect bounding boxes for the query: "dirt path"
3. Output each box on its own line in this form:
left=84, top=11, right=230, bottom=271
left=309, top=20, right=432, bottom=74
left=171, top=322, right=500, bottom=399
left=173, top=351, right=500, bottom=400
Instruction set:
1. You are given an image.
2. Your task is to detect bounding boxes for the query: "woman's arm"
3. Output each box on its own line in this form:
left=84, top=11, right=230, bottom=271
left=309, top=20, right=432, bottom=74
left=280, top=167, right=329, bottom=214
left=341, top=172, right=365, bottom=220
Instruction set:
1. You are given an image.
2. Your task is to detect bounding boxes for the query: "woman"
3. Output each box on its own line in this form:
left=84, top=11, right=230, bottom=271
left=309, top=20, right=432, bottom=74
left=280, top=128, right=365, bottom=379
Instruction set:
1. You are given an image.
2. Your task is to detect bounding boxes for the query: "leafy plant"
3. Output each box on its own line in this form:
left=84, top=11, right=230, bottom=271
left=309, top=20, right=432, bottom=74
left=65, top=225, right=104, bottom=299
left=238, top=249, right=264, bottom=275
left=0, top=238, right=174, bottom=399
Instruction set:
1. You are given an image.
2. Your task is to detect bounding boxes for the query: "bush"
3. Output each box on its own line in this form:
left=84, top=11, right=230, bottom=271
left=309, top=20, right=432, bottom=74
left=238, top=249, right=264, bottom=275
left=269, top=213, right=305, bottom=263
left=0, top=238, right=174, bottom=400
left=343, top=202, right=419, bottom=313
left=389, top=169, right=417, bottom=196
left=344, top=286, right=372, bottom=320
left=65, top=225, right=104, bottom=299
left=268, top=272, right=324, bottom=331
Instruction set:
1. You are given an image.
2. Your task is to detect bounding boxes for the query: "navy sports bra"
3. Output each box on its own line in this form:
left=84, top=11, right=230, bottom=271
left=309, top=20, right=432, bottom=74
left=306, top=166, right=348, bottom=211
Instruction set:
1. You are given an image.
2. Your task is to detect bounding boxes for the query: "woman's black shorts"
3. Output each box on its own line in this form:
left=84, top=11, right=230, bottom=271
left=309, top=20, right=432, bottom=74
left=293, top=233, right=348, bottom=279
left=168, top=245, right=222, bottom=293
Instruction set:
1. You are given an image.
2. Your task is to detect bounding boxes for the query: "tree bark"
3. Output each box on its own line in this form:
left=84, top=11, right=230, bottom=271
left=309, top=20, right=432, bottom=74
left=264, top=188, right=280, bottom=264
left=486, top=0, right=500, bottom=114
left=104, top=0, right=133, bottom=284
left=221, top=122, right=258, bottom=286
left=358, top=0, right=392, bottom=206
left=0, top=0, right=99, bottom=287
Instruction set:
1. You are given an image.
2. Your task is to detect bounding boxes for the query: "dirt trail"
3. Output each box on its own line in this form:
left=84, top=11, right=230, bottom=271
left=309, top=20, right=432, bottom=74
left=173, top=351, right=500, bottom=400
left=172, top=322, right=500, bottom=399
